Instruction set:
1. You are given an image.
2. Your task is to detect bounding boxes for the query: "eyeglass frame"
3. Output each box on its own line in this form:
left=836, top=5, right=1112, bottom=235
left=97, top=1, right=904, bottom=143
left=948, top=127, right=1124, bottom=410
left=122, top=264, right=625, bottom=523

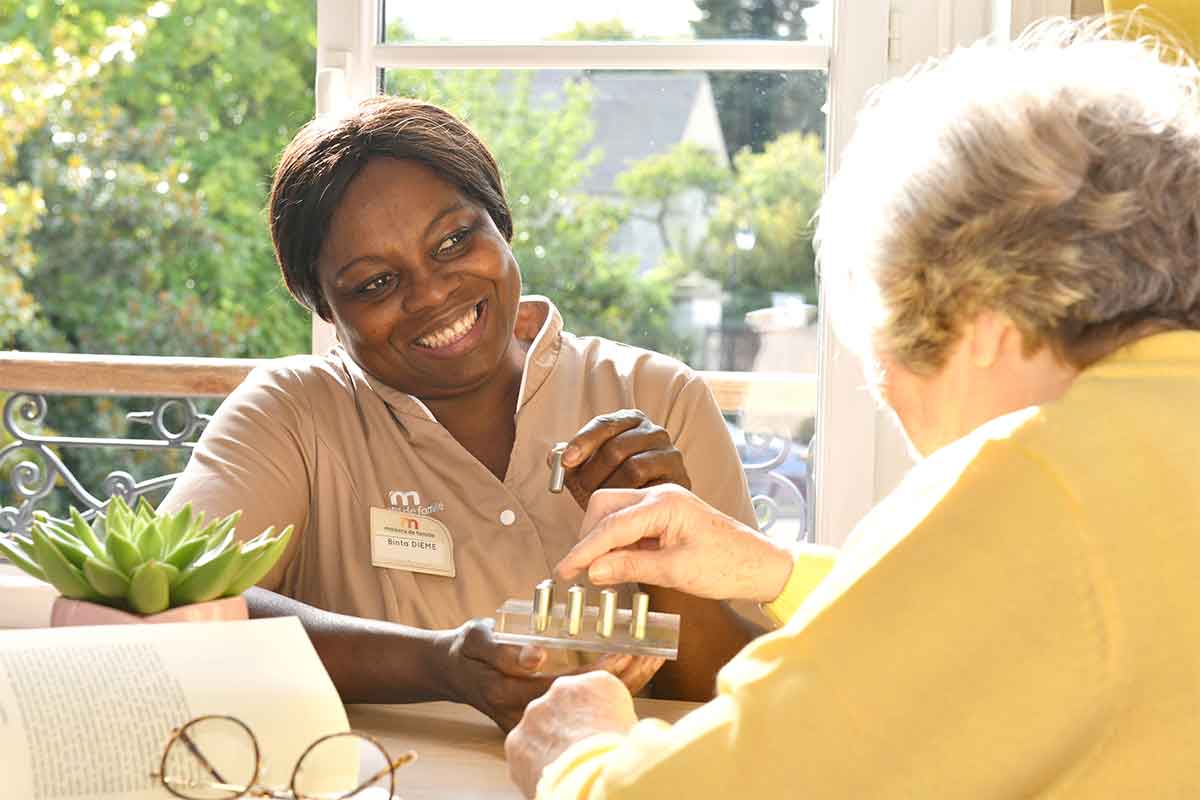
left=151, top=713, right=417, bottom=800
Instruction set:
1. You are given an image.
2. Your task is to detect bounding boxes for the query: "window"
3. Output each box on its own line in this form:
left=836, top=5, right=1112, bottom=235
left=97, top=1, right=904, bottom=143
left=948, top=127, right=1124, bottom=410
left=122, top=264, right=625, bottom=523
left=316, top=0, right=894, bottom=544
left=0, top=1, right=1022, bottom=538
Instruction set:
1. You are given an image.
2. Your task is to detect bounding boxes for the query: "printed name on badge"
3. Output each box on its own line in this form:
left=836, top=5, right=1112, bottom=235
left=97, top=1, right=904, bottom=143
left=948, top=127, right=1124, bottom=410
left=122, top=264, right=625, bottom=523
left=370, top=506, right=455, bottom=578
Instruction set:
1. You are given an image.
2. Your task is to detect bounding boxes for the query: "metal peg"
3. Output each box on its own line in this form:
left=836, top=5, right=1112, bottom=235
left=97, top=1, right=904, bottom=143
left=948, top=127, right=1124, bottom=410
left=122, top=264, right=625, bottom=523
left=597, top=588, right=618, bottom=638
left=566, top=585, right=585, bottom=636
left=533, top=579, right=554, bottom=632
left=547, top=441, right=568, bottom=493
left=630, top=591, right=649, bottom=640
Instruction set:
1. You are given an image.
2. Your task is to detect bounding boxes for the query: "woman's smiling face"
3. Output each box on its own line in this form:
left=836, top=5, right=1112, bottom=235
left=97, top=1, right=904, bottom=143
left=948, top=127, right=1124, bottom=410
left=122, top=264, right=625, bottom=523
left=316, top=157, right=523, bottom=400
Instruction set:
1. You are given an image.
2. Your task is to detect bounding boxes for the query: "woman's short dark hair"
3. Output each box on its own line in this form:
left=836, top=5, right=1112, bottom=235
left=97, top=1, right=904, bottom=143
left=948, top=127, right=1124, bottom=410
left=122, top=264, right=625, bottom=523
left=269, top=96, right=513, bottom=319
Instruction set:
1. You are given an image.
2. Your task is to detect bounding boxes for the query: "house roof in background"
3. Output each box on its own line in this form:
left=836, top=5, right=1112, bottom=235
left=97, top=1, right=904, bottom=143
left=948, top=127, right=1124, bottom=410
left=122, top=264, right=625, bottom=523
left=527, top=71, right=714, bottom=194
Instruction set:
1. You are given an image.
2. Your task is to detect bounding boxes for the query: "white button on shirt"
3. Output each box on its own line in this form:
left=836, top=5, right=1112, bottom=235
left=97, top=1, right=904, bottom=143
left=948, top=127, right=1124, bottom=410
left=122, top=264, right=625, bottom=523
left=499, top=509, right=517, bottom=526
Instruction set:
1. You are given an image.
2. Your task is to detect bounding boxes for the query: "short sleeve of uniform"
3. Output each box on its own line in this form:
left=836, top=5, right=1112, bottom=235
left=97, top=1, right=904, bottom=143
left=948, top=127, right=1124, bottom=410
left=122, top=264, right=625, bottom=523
left=663, top=375, right=757, bottom=529
left=159, top=364, right=313, bottom=590
left=537, top=436, right=1116, bottom=799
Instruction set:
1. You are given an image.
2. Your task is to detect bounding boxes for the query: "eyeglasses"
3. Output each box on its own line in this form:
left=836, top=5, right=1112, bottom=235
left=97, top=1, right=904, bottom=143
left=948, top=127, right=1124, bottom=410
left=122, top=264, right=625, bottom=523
left=151, top=715, right=417, bottom=799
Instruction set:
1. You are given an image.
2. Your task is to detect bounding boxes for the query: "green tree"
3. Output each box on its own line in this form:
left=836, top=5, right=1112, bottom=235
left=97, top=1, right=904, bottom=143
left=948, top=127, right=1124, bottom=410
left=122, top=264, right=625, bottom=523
left=702, top=132, right=824, bottom=316
left=2, top=0, right=315, bottom=359
left=691, top=0, right=826, bottom=157
left=616, top=142, right=732, bottom=257
left=620, top=133, right=824, bottom=320
left=550, top=19, right=635, bottom=40
left=0, top=39, right=56, bottom=350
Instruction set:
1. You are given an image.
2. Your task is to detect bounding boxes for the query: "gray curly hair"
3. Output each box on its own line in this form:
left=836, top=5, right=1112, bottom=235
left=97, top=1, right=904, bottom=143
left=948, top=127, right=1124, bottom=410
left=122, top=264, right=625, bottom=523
left=816, top=17, right=1200, bottom=374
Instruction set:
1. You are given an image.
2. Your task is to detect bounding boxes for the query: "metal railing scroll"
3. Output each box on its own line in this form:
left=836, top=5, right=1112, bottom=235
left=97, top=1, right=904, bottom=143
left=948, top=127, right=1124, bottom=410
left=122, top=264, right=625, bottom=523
left=0, top=393, right=210, bottom=535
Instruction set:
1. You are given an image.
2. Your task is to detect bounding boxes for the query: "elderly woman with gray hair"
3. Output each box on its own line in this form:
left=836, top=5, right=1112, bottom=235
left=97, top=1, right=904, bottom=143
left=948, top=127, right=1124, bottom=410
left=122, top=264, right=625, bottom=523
left=506, top=18, right=1200, bottom=799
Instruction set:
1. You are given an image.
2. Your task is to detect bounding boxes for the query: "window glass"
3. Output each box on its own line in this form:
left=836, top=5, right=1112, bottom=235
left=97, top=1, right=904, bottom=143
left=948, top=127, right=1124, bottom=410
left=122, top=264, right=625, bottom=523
left=385, top=66, right=826, bottom=539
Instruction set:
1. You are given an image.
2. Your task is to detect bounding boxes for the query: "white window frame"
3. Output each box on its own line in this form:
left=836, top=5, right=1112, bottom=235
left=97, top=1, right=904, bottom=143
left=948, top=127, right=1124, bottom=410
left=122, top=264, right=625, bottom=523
left=313, top=0, right=1025, bottom=546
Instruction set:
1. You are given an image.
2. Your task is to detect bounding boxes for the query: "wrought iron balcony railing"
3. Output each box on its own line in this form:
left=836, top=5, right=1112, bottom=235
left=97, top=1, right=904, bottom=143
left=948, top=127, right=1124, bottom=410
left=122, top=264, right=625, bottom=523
left=0, top=351, right=814, bottom=540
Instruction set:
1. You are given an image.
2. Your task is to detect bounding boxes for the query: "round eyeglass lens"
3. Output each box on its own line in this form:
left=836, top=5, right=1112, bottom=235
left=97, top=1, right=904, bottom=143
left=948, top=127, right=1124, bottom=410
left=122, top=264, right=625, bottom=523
left=292, top=732, right=394, bottom=800
left=161, top=716, right=258, bottom=799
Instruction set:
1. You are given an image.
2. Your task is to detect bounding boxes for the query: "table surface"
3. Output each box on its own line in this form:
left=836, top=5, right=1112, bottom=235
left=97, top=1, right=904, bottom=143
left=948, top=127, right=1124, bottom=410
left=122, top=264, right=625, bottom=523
left=347, top=698, right=699, bottom=799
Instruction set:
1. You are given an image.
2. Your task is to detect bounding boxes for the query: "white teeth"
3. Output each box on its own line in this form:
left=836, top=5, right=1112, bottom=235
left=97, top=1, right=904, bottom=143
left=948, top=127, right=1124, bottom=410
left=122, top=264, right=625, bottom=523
left=416, top=305, right=480, bottom=349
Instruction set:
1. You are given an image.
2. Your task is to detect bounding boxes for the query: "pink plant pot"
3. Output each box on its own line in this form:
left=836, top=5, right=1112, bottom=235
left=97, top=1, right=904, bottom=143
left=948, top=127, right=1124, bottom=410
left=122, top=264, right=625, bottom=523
left=50, top=595, right=249, bottom=626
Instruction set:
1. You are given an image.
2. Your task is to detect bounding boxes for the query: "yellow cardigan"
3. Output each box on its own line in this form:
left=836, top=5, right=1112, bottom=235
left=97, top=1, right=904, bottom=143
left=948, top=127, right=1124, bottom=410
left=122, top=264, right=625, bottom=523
left=538, top=331, right=1200, bottom=798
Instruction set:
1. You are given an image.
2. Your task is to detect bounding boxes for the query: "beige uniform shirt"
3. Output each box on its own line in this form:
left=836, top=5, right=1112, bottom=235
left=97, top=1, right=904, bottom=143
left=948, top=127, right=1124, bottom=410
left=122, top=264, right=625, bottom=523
left=161, top=297, right=755, bottom=631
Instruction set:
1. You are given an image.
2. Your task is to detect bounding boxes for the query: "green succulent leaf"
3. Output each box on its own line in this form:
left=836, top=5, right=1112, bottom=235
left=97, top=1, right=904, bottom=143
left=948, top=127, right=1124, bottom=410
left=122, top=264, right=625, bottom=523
left=238, top=526, right=276, bottom=556
left=224, top=525, right=293, bottom=597
left=0, top=536, right=47, bottom=582
left=83, top=556, right=131, bottom=599
left=128, top=561, right=171, bottom=615
left=69, top=507, right=109, bottom=561
left=137, top=519, right=166, bottom=562
left=164, top=536, right=209, bottom=571
left=106, top=498, right=133, bottom=540
left=105, top=531, right=142, bottom=577
left=172, top=545, right=243, bottom=607
left=207, top=511, right=242, bottom=546
left=33, top=522, right=92, bottom=570
left=159, top=561, right=181, bottom=587
left=30, top=526, right=96, bottom=600
left=162, top=502, right=193, bottom=551
left=135, top=496, right=155, bottom=523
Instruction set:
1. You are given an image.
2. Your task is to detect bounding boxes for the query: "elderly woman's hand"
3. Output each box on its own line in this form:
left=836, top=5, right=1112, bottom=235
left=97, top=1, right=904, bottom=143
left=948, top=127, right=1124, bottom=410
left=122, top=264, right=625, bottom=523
left=556, top=484, right=797, bottom=604
left=560, top=410, right=689, bottom=510
left=505, top=671, right=637, bottom=798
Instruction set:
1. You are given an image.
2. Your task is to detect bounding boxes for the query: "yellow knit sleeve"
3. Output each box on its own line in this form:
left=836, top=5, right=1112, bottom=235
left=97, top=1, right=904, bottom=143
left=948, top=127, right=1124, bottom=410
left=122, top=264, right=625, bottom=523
left=761, top=544, right=838, bottom=625
left=532, top=425, right=1117, bottom=799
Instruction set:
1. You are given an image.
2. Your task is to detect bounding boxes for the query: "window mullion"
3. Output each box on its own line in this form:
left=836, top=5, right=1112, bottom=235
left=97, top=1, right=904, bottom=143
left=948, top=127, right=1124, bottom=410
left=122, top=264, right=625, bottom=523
left=370, top=40, right=830, bottom=71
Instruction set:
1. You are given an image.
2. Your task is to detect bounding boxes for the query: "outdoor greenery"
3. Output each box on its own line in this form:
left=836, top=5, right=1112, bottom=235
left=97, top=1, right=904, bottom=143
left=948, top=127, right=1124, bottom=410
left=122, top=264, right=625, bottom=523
left=1, top=1, right=824, bottom=515
left=693, top=0, right=827, bottom=157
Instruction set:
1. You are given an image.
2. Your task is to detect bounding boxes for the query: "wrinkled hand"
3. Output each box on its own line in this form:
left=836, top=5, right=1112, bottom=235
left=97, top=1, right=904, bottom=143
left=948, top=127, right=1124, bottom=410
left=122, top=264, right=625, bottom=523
left=556, top=484, right=796, bottom=604
left=506, top=672, right=637, bottom=798
left=585, top=651, right=665, bottom=697
left=560, top=410, right=689, bottom=510
left=443, top=620, right=664, bottom=732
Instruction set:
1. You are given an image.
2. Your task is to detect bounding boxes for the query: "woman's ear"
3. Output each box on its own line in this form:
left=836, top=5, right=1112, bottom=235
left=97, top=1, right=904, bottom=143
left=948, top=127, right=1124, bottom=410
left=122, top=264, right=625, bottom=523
left=966, top=310, right=1018, bottom=369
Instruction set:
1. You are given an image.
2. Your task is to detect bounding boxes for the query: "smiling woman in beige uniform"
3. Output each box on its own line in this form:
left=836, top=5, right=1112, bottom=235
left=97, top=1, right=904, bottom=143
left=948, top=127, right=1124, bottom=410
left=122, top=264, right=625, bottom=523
left=159, top=97, right=758, bottom=731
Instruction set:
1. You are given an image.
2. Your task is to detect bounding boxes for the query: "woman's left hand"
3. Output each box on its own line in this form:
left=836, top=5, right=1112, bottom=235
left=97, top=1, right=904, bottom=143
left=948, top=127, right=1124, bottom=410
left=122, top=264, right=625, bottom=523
left=506, top=671, right=637, bottom=798
left=560, top=409, right=689, bottom=510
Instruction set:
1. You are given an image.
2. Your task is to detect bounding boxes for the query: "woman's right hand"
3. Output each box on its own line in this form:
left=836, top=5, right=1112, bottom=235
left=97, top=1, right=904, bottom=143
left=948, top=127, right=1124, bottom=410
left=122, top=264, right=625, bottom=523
left=439, top=619, right=664, bottom=732
left=440, top=619, right=554, bottom=732
left=555, top=484, right=797, bottom=604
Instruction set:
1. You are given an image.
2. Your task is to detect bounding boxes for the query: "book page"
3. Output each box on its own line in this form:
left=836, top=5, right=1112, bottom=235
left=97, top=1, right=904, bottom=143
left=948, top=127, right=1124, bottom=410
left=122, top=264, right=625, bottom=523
left=0, top=617, right=351, bottom=799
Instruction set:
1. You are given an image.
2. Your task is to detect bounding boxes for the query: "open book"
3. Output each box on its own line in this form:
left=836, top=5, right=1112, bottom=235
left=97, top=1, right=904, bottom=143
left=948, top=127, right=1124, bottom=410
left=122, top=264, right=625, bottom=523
left=0, top=617, right=355, bottom=799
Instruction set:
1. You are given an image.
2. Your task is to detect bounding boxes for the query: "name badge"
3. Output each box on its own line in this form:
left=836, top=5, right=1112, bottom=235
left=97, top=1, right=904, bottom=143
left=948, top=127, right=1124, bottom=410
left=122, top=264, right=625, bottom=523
left=369, top=506, right=456, bottom=578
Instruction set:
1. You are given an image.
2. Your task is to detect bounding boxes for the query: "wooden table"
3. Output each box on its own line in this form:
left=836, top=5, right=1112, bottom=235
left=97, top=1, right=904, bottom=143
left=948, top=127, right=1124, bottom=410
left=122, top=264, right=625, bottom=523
left=347, top=699, right=700, bottom=799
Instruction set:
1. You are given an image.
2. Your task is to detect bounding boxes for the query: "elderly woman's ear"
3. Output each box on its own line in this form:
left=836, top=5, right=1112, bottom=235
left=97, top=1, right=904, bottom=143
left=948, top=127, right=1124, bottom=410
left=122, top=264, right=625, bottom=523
left=964, top=311, right=1015, bottom=369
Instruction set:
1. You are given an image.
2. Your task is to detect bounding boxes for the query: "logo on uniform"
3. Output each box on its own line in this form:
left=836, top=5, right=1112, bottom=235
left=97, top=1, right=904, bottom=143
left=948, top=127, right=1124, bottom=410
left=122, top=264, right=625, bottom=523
left=387, top=489, right=445, bottom=515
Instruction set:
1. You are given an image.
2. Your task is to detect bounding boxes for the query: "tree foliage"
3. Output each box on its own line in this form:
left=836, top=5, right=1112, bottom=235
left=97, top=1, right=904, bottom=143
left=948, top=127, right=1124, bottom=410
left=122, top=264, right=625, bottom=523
left=692, top=0, right=826, bottom=157
left=703, top=132, right=824, bottom=313
left=1, top=0, right=314, bottom=358
left=622, top=133, right=824, bottom=319
left=550, top=19, right=635, bottom=40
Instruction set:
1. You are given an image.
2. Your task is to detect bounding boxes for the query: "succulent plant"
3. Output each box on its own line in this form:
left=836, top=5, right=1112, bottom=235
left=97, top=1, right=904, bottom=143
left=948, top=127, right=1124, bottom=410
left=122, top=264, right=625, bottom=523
left=0, top=497, right=292, bottom=615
